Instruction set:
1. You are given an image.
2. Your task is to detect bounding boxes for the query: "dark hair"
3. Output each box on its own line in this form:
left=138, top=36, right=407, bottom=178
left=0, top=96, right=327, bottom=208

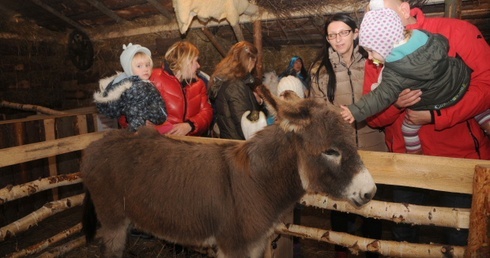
left=310, top=13, right=367, bottom=103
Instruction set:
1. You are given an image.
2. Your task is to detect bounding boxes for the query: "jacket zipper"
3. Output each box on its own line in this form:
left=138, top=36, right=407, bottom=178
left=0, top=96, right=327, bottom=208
left=344, top=60, right=360, bottom=148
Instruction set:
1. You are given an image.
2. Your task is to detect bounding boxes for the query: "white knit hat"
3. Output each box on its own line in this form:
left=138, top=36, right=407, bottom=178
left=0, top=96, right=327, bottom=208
left=277, top=76, right=305, bottom=98
left=359, top=8, right=405, bottom=59
left=120, top=43, right=151, bottom=76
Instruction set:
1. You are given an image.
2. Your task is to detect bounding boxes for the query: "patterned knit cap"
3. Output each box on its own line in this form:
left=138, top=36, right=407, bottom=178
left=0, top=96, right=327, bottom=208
left=359, top=8, right=405, bottom=59
left=120, top=43, right=151, bottom=76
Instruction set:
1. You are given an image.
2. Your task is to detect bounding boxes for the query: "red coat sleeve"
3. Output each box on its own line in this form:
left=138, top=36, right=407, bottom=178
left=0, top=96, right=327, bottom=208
left=363, top=60, right=404, bottom=128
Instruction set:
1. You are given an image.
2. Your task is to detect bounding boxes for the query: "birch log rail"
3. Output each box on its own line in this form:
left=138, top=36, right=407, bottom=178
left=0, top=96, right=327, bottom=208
left=0, top=100, right=68, bottom=116
left=168, top=135, right=490, bottom=258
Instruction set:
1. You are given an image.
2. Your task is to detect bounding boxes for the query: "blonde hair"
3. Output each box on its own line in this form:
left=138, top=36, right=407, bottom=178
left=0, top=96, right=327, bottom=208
left=210, top=41, right=257, bottom=87
left=164, top=41, right=200, bottom=81
left=132, top=52, right=153, bottom=68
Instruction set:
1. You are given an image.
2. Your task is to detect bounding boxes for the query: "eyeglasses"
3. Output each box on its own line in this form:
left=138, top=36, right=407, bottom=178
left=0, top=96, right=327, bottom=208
left=326, top=30, right=352, bottom=40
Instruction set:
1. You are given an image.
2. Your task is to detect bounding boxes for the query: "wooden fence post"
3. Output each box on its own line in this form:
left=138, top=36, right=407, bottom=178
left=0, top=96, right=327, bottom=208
left=43, top=118, right=59, bottom=200
left=254, top=19, right=263, bottom=80
left=13, top=122, right=29, bottom=184
left=465, top=164, right=490, bottom=257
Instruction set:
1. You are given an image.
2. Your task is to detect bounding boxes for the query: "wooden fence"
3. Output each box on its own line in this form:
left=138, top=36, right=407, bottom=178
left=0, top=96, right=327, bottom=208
left=0, top=111, right=488, bottom=257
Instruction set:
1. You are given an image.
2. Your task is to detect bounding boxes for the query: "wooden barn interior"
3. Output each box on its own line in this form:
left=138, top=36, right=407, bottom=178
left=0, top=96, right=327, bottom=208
left=0, top=0, right=489, bottom=257
left=0, top=0, right=489, bottom=119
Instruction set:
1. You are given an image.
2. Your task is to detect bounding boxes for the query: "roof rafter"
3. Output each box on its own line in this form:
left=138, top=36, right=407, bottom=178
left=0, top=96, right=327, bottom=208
left=146, top=0, right=173, bottom=21
left=31, top=0, right=87, bottom=33
left=85, top=0, right=125, bottom=23
left=90, top=3, right=367, bottom=40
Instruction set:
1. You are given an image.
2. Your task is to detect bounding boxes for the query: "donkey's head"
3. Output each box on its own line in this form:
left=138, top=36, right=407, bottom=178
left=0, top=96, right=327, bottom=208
left=257, top=85, right=376, bottom=207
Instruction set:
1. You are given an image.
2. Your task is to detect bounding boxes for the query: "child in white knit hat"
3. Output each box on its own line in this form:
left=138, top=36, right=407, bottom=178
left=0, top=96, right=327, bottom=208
left=277, top=75, right=306, bottom=99
left=94, top=43, right=167, bottom=132
left=340, top=8, right=490, bottom=154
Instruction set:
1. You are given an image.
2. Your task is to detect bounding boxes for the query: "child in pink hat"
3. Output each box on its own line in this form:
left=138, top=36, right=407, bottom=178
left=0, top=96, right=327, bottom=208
left=340, top=8, right=490, bottom=154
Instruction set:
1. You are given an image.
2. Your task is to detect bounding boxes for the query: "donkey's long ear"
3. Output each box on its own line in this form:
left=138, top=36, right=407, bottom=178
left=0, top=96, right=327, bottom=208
left=256, top=85, right=312, bottom=132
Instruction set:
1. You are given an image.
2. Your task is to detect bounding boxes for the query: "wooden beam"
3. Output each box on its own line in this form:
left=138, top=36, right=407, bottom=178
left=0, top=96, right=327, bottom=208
left=85, top=0, right=125, bottom=23
left=201, top=27, right=227, bottom=57
left=90, top=4, right=366, bottom=40
left=0, top=4, right=62, bottom=41
left=253, top=20, right=263, bottom=79
left=13, top=123, right=29, bottom=184
left=466, top=164, right=490, bottom=258
left=231, top=24, right=245, bottom=42
left=0, top=32, right=57, bottom=41
left=243, top=23, right=280, bottom=51
left=43, top=118, right=59, bottom=201
left=276, top=223, right=465, bottom=258
left=0, top=100, right=67, bottom=116
left=167, top=134, right=489, bottom=195
left=444, top=0, right=462, bottom=18
left=146, top=0, right=173, bottom=21
left=30, top=0, right=87, bottom=34
left=425, top=6, right=490, bottom=18
left=0, top=132, right=105, bottom=168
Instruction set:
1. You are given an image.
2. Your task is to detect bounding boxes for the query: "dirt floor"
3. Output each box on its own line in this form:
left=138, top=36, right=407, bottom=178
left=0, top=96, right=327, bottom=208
left=1, top=204, right=448, bottom=258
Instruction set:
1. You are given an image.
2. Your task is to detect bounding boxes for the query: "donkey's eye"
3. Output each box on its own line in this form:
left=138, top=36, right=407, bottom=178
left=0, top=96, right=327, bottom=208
left=324, top=149, right=339, bottom=156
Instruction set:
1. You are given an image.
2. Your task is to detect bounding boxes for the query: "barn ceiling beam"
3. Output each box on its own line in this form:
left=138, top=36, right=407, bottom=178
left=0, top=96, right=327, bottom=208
left=90, top=4, right=366, bottom=40
left=146, top=0, right=173, bottom=21
left=201, top=27, right=227, bottom=57
left=85, top=0, right=125, bottom=23
left=31, top=0, right=87, bottom=34
left=243, top=23, right=280, bottom=51
left=0, top=3, right=61, bottom=41
left=0, top=32, right=54, bottom=41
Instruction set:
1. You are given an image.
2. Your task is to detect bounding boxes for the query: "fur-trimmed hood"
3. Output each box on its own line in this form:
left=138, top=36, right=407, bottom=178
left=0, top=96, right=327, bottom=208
left=94, top=72, right=168, bottom=131
left=94, top=72, right=133, bottom=103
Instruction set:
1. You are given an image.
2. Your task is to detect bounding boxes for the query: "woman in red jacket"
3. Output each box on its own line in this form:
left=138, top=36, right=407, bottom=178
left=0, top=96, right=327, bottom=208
left=149, top=41, right=213, bottom=136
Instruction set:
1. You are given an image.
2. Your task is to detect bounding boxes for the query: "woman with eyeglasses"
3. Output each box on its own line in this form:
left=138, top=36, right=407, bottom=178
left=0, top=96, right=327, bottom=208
left=308, top=13, right=386, bottom=258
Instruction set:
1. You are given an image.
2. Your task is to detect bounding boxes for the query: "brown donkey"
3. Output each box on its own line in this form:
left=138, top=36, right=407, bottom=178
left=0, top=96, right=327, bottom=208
left=81, top=86, right=376, bottom=258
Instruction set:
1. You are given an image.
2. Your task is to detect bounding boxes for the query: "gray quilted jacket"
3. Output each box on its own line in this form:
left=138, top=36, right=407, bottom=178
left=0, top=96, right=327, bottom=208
left=349, top=30, right=472, bottom=122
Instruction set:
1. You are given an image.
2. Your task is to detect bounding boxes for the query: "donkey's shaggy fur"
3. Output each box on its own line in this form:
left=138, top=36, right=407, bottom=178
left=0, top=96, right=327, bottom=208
left=81, top=85, right=376, bottom=258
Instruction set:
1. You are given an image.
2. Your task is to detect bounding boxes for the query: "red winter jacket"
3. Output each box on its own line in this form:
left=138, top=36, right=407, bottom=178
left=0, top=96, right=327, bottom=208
left=149, top=68, right=213, bottom=136
left=364, top=8, right=490, bottom=159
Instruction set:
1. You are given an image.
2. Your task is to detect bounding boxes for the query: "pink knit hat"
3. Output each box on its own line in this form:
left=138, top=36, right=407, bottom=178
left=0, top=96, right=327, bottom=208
left=359, top=8, right=405, bottom=59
